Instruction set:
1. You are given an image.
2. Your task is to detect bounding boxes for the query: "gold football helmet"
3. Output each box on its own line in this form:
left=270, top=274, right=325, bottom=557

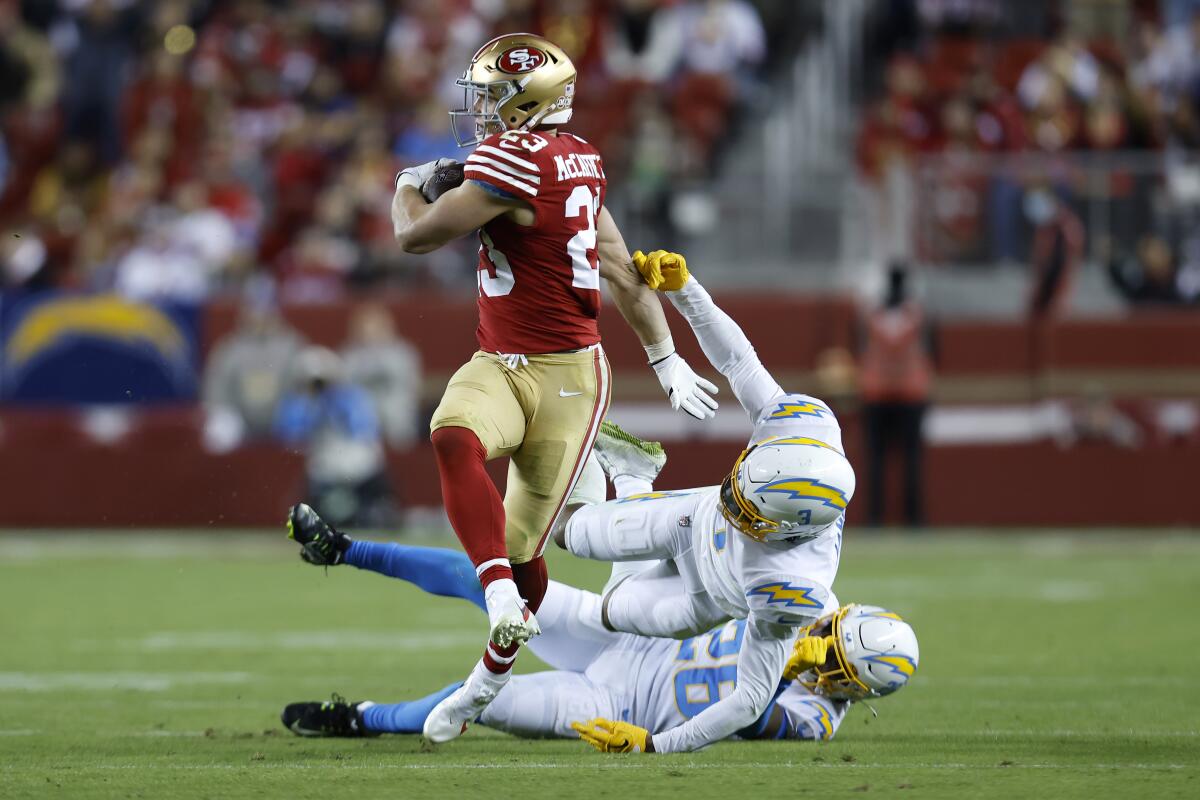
left=450, top=33, right=577, bottom=147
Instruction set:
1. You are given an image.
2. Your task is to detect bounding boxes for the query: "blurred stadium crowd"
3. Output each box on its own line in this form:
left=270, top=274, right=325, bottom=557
left=0, top=0, right=787, bottom=298
left=856, top=0, right=1200, bottom=305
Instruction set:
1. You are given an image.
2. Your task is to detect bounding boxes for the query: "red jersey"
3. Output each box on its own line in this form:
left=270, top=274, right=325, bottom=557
left=463, top=130, right=607, bottom=354
left=859, top=304, right=933, bottom=403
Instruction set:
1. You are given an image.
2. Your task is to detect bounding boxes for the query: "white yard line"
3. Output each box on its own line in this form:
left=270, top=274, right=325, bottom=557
left=21, top=762, right=1191, bottom=772
left=912, top=675, right=1188, bottom=688
left=125, top=630, right=481, bottom=652
left=0, top=672, right=253, bottom=692
left=905, top=729, right=1199, bottom=738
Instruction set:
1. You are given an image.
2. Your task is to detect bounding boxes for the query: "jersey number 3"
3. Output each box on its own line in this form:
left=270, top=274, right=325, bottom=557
left=479, top=185, right=602, bottom=297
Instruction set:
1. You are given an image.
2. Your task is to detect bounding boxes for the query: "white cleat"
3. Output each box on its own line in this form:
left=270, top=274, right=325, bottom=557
left=485, top=578, right=541, bottom=648
left=593, top=420, right=667, bottom=482
left=422, top=664, right=505, bottom=743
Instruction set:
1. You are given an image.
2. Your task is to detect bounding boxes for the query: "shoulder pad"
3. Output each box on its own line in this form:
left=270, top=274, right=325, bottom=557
left=746, top=578, right=831, bottom=626
left=758, top=395, right=835, bottom=424
left=465, top=132, right=544, bottom=198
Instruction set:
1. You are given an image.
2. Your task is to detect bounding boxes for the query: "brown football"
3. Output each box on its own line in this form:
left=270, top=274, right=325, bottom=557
left=421, top=161, right=465, bottom=202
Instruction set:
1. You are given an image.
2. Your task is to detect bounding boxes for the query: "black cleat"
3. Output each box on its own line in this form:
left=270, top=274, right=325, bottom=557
left=281, top=694, right=379, bottom=737
left=287, top=503, right=352, bottom=566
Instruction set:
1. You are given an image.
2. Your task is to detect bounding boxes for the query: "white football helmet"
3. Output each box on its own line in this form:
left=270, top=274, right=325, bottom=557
left=719, top=436, right=856, bottom=543
left=800, top=604, right=920, bottom=701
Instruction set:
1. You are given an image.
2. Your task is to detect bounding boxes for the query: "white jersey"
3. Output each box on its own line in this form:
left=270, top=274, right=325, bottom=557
left=561, top=277, right=855, bottom=753
left=479, top=583, right=849, bottom=743
left=692, top=392, right=846, bottom=621
left=634, top=618, right=848, bottom=740
left=656, top=279, right=849, bottom=752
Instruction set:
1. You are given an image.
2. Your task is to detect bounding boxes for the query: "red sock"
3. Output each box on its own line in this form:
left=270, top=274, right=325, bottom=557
left=431, top=427, right=510, bottom=588
left=480, top=559, right=547, bottom=677
left=482, top=641, right=519, bottom=675
left=512, top=557, right=549, bottom=613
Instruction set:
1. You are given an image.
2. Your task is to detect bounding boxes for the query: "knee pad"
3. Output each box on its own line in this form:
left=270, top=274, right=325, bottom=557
left=566, top=505, right=657, bottom=562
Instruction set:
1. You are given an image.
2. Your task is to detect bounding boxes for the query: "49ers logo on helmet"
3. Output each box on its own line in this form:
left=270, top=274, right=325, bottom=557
left=498, top=46, right=546, bottom=74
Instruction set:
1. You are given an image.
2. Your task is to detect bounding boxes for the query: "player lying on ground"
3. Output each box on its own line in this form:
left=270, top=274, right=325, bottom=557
left=384, top=33, right=718, bottom=741
left=544, top=252, right=865, bottom=752
left=278, top=529, right=918, bottom=742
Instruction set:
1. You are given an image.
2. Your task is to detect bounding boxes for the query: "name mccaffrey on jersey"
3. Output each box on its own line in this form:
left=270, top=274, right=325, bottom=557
left=554, top=153, right=605, bottom=181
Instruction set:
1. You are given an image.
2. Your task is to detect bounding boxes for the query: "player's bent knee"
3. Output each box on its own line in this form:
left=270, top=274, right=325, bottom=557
left=551, top=503, right=584, bottom=550
left=430, top=425, right=486, bottom=463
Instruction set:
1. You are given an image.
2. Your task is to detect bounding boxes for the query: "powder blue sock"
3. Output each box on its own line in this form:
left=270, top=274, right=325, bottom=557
left=344, top=541, right=486, bottom=611
left=361, top=683, right=464, bottom=733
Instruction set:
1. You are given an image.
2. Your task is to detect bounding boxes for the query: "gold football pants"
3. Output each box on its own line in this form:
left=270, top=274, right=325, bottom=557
left=430, top=346, right=612, bottom=563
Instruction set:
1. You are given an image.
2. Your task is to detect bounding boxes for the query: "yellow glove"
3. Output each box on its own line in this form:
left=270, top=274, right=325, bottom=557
left=784, top=634, right=835, bottom=681
left=631, top=250, right=691, bottom=292
left=571, top=718, right=652, bottom=753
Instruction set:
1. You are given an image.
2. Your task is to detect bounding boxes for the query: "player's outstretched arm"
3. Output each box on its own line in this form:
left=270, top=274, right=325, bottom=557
left=597, top=208, right=718, bottom=421
left=636, top=615, right=795, bottom=753
left=391, top=168, right=526, bottom=254
left=634, top=251, right=785, bottom=420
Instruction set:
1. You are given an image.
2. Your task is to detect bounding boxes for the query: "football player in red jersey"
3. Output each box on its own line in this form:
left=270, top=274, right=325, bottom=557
left=388, top=33, right=718, bottom=741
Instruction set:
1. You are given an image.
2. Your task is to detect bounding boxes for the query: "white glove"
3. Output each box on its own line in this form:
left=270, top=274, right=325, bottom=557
left=651, top=352, right=719, bottom=420
left=396, top=158, right=457, bottom=191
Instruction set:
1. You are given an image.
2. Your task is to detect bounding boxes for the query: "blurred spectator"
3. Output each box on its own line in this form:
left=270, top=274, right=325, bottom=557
left=917, top=0, right=1005, bottom=34
left=1026, top=187, right=1084, bottom=320
left=203, top=296, right=305, bottom=446
left=122, top=51, right=202, bottom=180
left=670, top=0, right=766, bottom=166
left=1107, top=234, right=1198, bottom=306
left=384, top=0, right=485, bottom=109
left=1054, top=385, right=1143, bottom=449
left=1017, top=35, right=1100, bottom=111
left=856, top=56, right=932, bottom=266
left=0, top=2, right=60, bottom=112
left=1, top=229, right=48, bottom=287
left=857, top=264, right=935, bottom=528
left=114, top=181, right=241, bottom=302
left=62, top=0, right=144, bottom=164
left=604, top=0, right=684, bottom=84
left=392, top=97, right=459, bottom=164
left=342, top=303, right=422, bottom=447
left=275, top=346, right=395, bottom=528
left=676, top=0, right=766, bottom=77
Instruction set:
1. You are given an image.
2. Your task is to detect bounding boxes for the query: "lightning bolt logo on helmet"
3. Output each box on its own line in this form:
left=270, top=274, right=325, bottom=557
left=761, top=436, right=841, bottom=452
left=756, top=478, right=849, bottom=511
left=860, top=653, right=918, bottom=679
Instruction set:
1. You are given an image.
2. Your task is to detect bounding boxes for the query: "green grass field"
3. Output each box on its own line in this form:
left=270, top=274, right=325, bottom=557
left=1, top=530, right=1197, bottom=799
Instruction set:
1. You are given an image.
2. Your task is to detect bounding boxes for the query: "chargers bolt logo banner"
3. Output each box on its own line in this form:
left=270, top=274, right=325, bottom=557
left=499, top=47, right=546, bottom=73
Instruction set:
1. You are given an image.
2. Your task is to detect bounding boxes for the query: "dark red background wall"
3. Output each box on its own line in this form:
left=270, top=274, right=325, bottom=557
left=2, top=293, right=1198, bottom=528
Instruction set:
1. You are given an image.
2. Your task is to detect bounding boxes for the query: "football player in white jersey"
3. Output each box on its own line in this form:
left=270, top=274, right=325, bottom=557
left=546, top=251, right=859, bottom=753
left=278, top=535, right=919, bottom=743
